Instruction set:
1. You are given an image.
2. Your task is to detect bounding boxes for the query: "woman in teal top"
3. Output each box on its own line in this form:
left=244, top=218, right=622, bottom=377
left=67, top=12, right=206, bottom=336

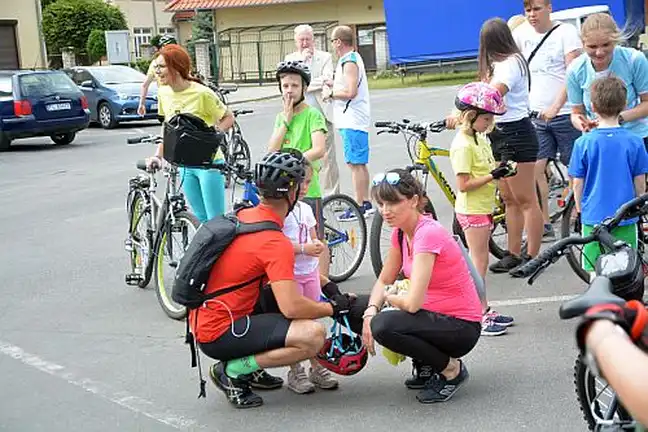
left=566, top=13, right=648, bottom=141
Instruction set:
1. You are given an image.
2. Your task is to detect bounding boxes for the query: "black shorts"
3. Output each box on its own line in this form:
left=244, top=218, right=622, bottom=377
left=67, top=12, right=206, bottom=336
left=199, top=287, right=290, bottom=362
left=489, top=117, right=539, bottom=163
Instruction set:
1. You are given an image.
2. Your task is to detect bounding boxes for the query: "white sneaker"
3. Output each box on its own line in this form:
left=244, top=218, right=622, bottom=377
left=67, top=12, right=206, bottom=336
left=287, top=363, right=315, bottom=394
left=309, top=364, right=339, bottom=390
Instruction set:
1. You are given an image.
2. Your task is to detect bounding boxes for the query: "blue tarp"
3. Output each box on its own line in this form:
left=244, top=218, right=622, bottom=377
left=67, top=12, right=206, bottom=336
left=384, top=0, right=639, bottom=65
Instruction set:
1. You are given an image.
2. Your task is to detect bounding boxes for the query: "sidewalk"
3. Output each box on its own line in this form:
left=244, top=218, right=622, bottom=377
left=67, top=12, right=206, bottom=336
left=226, top=84, right=280, bottom=105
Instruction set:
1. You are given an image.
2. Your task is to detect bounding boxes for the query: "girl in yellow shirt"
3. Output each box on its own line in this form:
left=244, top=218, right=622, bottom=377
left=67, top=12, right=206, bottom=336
left=146, top=45, right=234, bottom=222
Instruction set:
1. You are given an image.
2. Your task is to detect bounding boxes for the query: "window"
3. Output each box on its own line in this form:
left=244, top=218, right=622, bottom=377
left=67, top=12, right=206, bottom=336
left=0, top=76, right=13, bottom=97
left=159, top=27, right=176, bottom=37
left=72, top=70, right=94, bottom=86
left=19, top=72, right=78, bottom=97
left=133, top=27, right=152, bottom=58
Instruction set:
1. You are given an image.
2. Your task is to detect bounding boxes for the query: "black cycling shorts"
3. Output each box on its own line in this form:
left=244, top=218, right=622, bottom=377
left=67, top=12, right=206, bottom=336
left=199, top=286, right=290, bottom=362
left=489, top=117, right=539, bottom=163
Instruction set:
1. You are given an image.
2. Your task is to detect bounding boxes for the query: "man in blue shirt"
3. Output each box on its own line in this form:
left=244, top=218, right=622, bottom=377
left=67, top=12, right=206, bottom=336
left=568, top=76, right=648, bottom=276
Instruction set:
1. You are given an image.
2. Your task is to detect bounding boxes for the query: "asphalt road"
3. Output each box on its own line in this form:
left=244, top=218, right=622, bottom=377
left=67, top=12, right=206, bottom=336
left=0, top=86, right=594, bottom=432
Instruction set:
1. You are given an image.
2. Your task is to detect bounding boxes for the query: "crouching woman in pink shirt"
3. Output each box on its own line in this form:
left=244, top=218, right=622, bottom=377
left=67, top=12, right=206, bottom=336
left=359, top=168, right=482, bottom=404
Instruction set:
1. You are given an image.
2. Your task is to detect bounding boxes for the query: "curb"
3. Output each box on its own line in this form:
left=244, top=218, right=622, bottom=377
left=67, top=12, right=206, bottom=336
left=228, top=93, right=281, bottom=105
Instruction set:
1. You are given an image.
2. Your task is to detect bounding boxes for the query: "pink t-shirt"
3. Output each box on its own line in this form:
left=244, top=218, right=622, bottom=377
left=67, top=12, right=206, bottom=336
left=391, top=215, right=482, bottom=322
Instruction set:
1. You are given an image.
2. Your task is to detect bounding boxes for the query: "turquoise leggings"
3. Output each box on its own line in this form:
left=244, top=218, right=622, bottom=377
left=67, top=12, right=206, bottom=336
left=180, top=166, right=226, bottom=223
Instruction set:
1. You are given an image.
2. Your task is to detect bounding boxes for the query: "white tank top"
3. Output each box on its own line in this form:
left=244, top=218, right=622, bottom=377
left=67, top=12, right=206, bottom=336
left=332, top=51, right=371, bottom=132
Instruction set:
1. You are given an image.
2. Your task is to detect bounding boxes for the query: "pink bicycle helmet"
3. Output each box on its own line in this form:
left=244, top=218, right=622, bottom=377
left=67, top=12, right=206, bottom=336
left=455, top=82, right=506, bottom=115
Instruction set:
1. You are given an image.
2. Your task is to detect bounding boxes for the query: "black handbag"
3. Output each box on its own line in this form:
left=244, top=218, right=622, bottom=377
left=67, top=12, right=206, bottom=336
left=162, top=113, right=226, bottom=167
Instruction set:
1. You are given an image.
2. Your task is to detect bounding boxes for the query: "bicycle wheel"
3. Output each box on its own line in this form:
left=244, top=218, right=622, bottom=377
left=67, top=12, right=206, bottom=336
left=231, top=134, right=252, bottom=186
left=370, top=200, right=437, bottom=278
left=574, top=355, right=634, bottom=431
left=125, top=190, right=154, bottom=289
left=154, top=210, right=200, bottom=320
left=322, top=194, right=367, bottom=282
left=561, top=196, right=591, bottom=283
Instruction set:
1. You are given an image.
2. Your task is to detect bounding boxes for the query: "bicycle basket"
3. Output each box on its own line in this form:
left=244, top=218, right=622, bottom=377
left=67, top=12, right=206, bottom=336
left=163, top=113, right=226, bottom=168
left=596, top=246, right=645, bottom=301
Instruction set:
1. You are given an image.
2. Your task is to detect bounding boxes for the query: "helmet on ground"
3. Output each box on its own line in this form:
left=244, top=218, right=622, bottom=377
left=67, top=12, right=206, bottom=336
left=316, top=330, right=368, bottom=376
left=455, top=82, right=506, bottom=115
left=157, top=34, right=177, bottom=48
left=275, top=60, right=311, bottom=87
left=254, top=150, right=305, bottom=198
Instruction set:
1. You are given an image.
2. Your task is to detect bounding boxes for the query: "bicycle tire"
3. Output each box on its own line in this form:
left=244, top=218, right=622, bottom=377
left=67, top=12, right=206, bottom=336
left=322, top=194, right=367, bottom=282
left=154, top=210, right=200, bottom=320
left=232, top=135, right=252, bottom=186
left=574, top=355, right=634, bottom=431
left=370, top=200, right=437, bottom=278
left=561, top=196, right=591, bottom=283
left=127, top=190, right=154, bottom=289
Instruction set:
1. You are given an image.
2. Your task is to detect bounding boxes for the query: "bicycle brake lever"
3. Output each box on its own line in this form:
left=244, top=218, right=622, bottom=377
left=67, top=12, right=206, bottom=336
left=527, top=261, right=549, bottom=285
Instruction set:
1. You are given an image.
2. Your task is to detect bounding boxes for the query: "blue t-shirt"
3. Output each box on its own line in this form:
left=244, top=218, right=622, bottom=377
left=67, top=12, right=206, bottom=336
left=566, top=46, right=648, bottom=138
left=568, top=127, right=648, bottom=226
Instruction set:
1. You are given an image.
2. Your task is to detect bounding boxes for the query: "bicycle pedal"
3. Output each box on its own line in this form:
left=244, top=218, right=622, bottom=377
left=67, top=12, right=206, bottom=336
left=125, top=273, right=143, bottom=285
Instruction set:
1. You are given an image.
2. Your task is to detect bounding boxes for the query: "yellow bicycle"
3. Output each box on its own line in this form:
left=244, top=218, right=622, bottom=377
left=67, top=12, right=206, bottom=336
left=371, top=119, right=511, bottom=277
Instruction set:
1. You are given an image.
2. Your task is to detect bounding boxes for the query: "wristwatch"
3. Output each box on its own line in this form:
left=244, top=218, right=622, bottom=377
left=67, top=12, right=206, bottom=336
left=618, top=114, right=626, bottom=125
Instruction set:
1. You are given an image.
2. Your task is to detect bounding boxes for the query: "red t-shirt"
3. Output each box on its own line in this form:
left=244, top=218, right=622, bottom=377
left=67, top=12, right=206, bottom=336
left=190, top=204, right=295, bottom=343
left=391, top=215, right=482, bottom=322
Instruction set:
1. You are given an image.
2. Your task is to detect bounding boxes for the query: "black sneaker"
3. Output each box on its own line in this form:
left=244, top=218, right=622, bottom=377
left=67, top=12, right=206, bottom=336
left=509, top=253, right=532, bottom=278
left=243, top=369, right=284, bottom=390
left=404, top=360, right=434, bottom=389
left=209, top=362, right=263, bottom=409
left=489, top=252, right=523, bottom=273
left=416, top=361, right=469, bottom=404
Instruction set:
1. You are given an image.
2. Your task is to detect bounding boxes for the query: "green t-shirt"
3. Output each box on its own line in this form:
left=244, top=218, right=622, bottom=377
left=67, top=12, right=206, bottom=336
left=274, top=105, right=327, bottom=198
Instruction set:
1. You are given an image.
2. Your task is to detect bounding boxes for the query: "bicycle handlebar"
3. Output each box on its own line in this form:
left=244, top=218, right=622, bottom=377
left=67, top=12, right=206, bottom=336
left=233, top=109, right=254, bottom=116
left=374, top=119, right=447, bottom=135
left=516, top=193, right=648, bottom=281
left=127, top=135, right=162, bottom=145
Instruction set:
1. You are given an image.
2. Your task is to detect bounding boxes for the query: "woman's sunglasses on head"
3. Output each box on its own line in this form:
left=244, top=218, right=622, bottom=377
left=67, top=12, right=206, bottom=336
left=372, top=172, right=401, bottom=186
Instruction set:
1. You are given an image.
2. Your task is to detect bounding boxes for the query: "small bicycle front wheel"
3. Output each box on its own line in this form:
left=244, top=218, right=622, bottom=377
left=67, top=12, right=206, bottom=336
left=370, top=200, right=437, bottom=278
left=154, top=210, right=200, bottom=320
left=561, top=196, right=591, bottom=283
left=125, top=190, right=153, bottom=289
left=322, top=194, right=367, bottom=282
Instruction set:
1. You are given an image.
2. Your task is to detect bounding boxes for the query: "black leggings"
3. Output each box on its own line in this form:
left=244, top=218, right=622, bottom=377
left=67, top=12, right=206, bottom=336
left=347, top=295, right=481, bottom=372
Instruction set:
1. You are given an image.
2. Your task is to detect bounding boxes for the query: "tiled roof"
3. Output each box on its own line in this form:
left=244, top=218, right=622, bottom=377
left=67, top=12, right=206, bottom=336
left=165, top=0, right=315, bottom=12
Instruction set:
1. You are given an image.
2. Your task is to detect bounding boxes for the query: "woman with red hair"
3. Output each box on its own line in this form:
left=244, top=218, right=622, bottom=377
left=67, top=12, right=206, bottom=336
left=146, top=44, right=235, bottom=222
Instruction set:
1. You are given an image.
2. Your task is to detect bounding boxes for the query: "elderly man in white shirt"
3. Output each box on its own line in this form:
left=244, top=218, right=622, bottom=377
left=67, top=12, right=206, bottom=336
left=285, top=24, right=340, bottom=196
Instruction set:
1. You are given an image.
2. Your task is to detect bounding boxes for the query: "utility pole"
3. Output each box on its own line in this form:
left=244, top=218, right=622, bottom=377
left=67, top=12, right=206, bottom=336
left=151, top=0, right=159, bottom=35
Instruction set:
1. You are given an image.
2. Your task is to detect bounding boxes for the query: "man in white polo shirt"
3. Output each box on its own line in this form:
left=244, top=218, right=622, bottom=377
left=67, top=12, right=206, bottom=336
left=513, top=0, right=582, bottom=241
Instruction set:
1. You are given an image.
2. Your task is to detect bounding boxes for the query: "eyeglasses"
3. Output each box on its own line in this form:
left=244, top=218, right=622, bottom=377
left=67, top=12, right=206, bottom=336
left=372, top=172, right=401, bottom=186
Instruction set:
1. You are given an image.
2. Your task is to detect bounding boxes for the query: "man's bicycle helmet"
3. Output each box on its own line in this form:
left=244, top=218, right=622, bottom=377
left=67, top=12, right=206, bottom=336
left=157, top=34, right=177, bottom=48
left=455, top=82, right=506, bottom=115
left=316, top=316, right=368, bottom=376
left=276, top=60, right=312, bottom=87
left=254, top=150, right=305, bottom=198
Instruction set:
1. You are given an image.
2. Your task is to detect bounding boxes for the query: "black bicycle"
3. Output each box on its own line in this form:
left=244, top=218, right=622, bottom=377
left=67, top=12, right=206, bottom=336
left=223, top=108, right=253, bottom=188
left=516, top=193, right=648, bottom=431
left=124, top=135, right=200, bottom=320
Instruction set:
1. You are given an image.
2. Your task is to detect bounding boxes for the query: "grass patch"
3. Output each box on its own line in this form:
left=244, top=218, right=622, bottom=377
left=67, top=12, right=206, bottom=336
left=368, top=71, right=477, bottom=90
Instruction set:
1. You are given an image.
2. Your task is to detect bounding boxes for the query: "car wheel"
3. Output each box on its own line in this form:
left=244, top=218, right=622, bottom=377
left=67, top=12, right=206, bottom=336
left=51, top=132, right=76, bottom=145
left=0, top=131, right=10, bottom=151
left=98, top=102, right=117, bottom=129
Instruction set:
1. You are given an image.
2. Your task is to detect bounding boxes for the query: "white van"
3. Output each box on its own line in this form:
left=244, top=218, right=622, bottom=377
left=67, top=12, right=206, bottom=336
left=550, top=5, right=610, bottom=32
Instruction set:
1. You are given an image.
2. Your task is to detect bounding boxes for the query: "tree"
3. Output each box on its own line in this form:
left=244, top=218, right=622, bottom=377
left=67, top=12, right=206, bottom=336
left=86, top=29, right=107, bottom=63
left=42, top=0, right=127, bottom=57
left=40, top=0, right=58, bottom=9
left=186, top=11, right=214, bottom=63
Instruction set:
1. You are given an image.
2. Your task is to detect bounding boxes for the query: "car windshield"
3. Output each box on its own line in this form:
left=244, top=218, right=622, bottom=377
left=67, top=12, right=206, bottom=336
left=19, top=72, right=78, bottom=98
left=0, top=76, right=12, bottom=97
left=90, top=67, right=145, bottom=84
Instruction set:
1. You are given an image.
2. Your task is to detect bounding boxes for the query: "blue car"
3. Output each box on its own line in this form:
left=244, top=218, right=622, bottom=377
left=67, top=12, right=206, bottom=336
left=0, top=70, right=90, bottom=151
left=64, top=65, right=159, bottom=129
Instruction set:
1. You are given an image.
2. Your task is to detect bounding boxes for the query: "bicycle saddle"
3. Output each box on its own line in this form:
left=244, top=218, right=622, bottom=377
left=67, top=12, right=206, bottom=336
left=559, top=276, right=626, bottom=320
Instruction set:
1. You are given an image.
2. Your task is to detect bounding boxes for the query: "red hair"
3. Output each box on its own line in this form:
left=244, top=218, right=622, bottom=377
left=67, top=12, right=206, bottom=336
left=158, top=44, right=201, bottom=84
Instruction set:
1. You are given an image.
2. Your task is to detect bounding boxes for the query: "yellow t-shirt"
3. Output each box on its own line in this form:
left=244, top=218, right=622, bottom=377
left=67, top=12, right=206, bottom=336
left=147, top=58, right=162, bottom=87
left=158, top=81, right=227, bottom=160
left=450, top=130, right=497, bottom=215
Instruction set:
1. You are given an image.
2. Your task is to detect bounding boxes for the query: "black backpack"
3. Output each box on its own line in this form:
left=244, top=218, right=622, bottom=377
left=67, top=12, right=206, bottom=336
left=172, top=205, right=281, bottom=397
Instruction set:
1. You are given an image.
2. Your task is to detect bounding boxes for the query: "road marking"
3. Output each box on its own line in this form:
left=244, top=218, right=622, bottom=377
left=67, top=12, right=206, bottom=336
left=0, top=340, right=204, bottom=430
left=489, top=294, right=576, bottom=307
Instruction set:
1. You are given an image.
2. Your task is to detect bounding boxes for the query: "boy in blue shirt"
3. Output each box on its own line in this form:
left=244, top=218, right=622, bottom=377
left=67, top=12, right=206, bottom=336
left=568, top=76, right=648, bottom=278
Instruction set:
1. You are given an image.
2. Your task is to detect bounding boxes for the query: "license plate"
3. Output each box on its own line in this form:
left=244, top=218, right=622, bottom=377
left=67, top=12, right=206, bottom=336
left=46, top=103, right=71, bottom=111
left=150, top=103, right=158, bottom=111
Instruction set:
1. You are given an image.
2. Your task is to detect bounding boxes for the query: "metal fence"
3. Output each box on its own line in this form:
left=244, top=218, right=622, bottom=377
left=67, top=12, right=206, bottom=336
left=217, top=21, right=337, bottom=83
